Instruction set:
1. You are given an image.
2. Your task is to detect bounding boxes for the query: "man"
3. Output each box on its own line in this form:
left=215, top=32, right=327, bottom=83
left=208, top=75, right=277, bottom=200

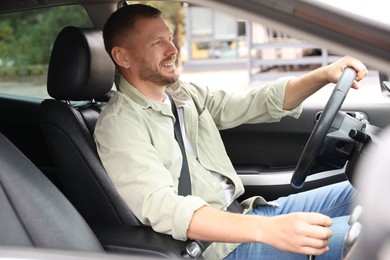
left=94, top=4, right=368, bottom=259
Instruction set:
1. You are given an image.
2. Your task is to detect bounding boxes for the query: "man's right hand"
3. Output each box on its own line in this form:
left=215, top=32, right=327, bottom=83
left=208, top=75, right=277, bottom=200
left=258, top=212, right=333, bottom=256
left=188, top=205, right=333, bottom=256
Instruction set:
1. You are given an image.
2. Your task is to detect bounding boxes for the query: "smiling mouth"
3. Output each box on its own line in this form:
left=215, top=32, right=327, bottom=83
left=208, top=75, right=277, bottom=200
left=161, top=62, right=174, bottom=67
left=160, top=55, right=176, bottom=68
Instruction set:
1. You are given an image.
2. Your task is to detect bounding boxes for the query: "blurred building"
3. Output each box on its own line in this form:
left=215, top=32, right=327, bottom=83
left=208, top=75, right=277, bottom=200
left=183, top=5, right=339, bottom=79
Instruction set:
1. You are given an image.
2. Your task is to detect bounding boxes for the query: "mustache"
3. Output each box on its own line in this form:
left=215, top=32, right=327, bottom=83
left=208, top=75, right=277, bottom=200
left=161, top=55, right=176, bottom=63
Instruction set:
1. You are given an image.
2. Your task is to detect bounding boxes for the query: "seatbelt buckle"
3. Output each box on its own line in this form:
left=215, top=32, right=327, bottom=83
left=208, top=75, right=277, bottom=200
left=182, top=240, right=204, bottom=259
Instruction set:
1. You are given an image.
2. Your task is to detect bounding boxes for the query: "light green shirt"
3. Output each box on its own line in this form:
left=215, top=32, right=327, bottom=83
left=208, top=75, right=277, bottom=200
left=94, top=76, right=301, bottom=259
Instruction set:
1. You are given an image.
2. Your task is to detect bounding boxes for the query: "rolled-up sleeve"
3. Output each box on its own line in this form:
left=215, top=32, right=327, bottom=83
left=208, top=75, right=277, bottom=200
left=186, top=76, right=302, bottom=129
left=265, top=76, right=302, bottom=119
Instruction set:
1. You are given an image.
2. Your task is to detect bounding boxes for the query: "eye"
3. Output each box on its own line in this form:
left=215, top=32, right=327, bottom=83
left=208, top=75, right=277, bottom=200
left=152, top=40, right=162, bottom=46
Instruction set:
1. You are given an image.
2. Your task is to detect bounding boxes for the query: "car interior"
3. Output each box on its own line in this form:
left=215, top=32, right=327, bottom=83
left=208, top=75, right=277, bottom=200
left=0, top=133, right=104, bottom=252
left=1, top=21, right=199, bottom=260
left=40, top=25, right=137, bottom=227
left=39, top=24, right=194, bottom=258
left=0, top=0, right=389, bottom=259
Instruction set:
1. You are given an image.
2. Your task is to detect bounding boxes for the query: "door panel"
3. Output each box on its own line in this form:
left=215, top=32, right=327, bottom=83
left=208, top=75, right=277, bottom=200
left=221, top=102, right=390, bottom=200
left=0, top=94, right=58, bottom=187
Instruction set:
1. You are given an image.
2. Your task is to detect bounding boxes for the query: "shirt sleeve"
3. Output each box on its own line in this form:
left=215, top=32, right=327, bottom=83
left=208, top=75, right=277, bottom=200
left=266, top=76, right=302, bottom=119
left=94, top=108, right=207, bottom=240
left=185, top=76, right=302, bottom=130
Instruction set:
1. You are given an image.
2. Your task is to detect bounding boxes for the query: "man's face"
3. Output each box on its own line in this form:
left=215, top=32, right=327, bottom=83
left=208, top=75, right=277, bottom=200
left=127, top=16, right=179, bottom=86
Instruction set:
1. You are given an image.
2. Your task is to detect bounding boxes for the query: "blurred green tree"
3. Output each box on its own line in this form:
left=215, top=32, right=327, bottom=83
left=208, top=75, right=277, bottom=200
left=0, top=5, right=91, bottom=67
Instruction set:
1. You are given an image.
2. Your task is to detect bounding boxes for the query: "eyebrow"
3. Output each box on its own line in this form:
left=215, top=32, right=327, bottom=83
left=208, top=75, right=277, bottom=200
left=150, top=30, right=174, bottom=42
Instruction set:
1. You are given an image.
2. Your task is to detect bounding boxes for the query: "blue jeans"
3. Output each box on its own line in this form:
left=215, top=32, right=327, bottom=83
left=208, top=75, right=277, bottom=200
left=225, top=181, right=356, bottom=260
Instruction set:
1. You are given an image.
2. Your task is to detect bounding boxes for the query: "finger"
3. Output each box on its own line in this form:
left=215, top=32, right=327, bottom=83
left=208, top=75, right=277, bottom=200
left=301, top=245, right=330, bottom=256
left=301, top=213, right=332, bottom=227
left=301, top=236, right=330, bottom=249
left=355, top=66, right=368, bottom=81
left=351, top=80, right=360, bottom=90
left=305, top=225, right=333, bottom=240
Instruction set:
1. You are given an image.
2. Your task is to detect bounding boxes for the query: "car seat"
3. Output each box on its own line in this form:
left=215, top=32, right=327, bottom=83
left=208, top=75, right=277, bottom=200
left=0, top=132, right=103, bottom=252
left=40, top=26, right=188, bottom=258
left=40, top=26, right=139, bottom=226
left=0, top=132, right=183, bottom=259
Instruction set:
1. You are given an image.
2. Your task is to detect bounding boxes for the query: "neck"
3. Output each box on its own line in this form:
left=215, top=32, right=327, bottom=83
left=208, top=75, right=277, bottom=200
left=128, top=78, right=167, bottom=102
left=142, top=87, right=166, bottom=102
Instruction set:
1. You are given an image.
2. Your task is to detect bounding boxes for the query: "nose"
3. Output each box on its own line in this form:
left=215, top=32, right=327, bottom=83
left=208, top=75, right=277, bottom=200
left=166, top=41, right=178, bottom=56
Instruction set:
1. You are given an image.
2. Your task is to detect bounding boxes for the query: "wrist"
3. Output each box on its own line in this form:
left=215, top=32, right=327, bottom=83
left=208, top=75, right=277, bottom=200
left=252, top=215, right=270, bottom=244
left=317, top=65, right=332, bottom=85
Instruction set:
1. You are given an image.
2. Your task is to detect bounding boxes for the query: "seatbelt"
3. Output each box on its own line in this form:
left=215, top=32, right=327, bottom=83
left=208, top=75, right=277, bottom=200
left=168, top=94, right=192, bottom=196
left=167, top=94, right=243, bottom=258
left=168, top=94, right=209, bottom=258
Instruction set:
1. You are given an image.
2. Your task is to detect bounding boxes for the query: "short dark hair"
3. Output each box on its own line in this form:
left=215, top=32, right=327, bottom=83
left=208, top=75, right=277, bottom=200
left=103, top=4, right=161, bottom=56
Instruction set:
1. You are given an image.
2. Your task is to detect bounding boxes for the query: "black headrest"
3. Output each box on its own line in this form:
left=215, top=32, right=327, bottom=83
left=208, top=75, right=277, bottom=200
left=47, top=26, right=115, bottom=101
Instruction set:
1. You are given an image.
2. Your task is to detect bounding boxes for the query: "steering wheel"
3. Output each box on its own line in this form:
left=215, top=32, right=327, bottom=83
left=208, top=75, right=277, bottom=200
left=291, top=67, right=357, bottom=189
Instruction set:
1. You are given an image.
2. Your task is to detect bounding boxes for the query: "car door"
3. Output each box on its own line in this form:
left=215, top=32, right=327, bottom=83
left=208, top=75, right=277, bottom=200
left=221, top=98, right=390, bottom=201
left=181, top=0, right=390, bottom=201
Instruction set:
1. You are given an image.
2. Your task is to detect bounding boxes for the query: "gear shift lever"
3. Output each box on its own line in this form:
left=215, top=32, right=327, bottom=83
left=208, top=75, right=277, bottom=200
left=343, top=205, right=363, bottom=259
left=307, top=205, right=364, bottom=260
left=348, top=205, right=363, bottom=225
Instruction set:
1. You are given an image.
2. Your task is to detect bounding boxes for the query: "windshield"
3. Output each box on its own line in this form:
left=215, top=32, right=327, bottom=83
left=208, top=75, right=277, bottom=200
left=315, top=0, right=390, bottom=27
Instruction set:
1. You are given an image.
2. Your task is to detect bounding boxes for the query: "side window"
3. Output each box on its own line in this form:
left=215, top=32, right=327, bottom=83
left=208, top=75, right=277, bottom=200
left=123, top=2, right=383, bottom=103
left=0, top=5, right=92, bottom=98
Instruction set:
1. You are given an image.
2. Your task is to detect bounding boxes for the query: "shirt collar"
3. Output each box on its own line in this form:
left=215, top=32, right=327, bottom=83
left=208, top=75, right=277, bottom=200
left=118, top=76, right=178, bottom=116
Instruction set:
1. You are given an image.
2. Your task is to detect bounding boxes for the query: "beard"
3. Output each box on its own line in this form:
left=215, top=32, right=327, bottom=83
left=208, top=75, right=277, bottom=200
left=138, top=56, right=179, bottom=86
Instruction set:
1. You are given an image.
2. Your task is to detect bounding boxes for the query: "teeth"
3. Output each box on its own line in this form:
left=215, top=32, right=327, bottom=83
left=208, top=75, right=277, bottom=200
left=161, top=63, right=173, bottom=67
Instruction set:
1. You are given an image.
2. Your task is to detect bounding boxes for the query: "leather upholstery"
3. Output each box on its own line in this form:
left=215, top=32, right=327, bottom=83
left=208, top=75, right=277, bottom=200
left=0, top=133, right=103, bottom=252
left=40, top=26, right=140, bottom=226
left=47, top=26, right=114, bottom=101
left=0, top=131, right=190, bottom=258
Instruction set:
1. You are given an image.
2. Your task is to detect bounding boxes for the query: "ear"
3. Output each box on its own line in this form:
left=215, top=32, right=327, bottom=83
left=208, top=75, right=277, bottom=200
left=111, top=46, right=131, bottom=69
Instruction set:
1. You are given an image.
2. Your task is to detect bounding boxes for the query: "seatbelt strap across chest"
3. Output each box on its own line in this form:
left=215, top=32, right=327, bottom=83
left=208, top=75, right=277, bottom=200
left=168, top=94, right=192, bottom=196
left=168, top=93, right=244, bottom=213
left=168, top=94, right=207, bottom=258
left=167, top=93, right=243, bottom=258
